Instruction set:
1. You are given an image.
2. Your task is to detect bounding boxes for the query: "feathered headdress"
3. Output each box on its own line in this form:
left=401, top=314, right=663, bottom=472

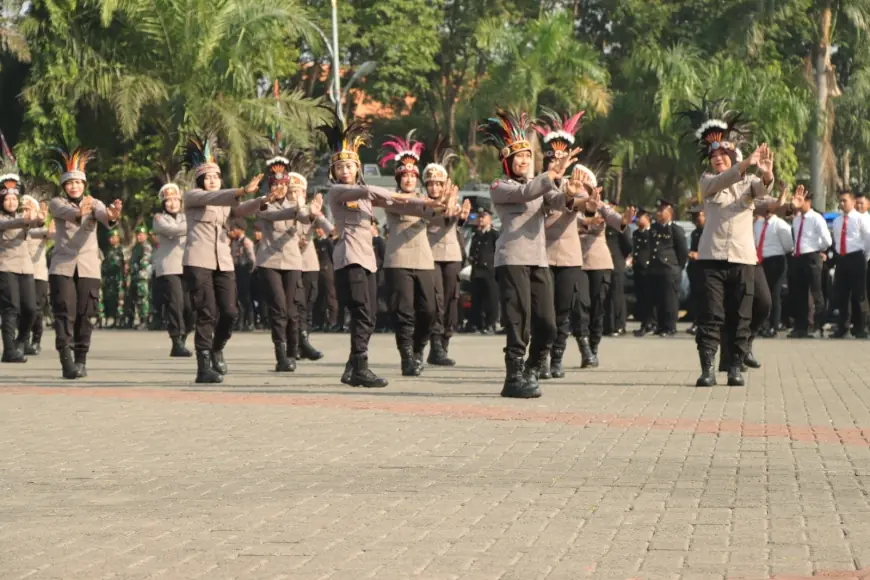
left=317, top=106, right=371, bottom=168
left=423, top=140, right=459, bottom=184
left=0, top=131, right=20, bottom=192
left=263, top=140, right=315, bottom=190
left=155, top=161, right=192, bottom=202
left=535, top=108, right=584, bottom=163
left=478, top=108, right=533, bottom=170
left=53, top=146, right=95, bottom=185
left=677, top=97, right=751, bottom=164
left=379, top=130, right=425, bottom=177
left=185, top=133, right=222, bottom=178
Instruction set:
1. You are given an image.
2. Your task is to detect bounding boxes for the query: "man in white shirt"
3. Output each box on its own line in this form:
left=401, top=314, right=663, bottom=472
left=830, top=191, right=870, bottom=338
left=754, top=204, right=794, bottom=337
left=788, top=187, right=833, bottom=338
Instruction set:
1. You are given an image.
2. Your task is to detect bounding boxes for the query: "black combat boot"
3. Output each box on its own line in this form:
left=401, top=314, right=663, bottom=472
left=74, top=352, right=88, bottom=378
left=59, top=347, right=78, bottom=379
left=400, top=347, right=421, bottom=377
left=743, top=338, right=761, bottom=369
left=696, top=349, right=717, bottom=387
left=299, top=330, right=323, bottom=361
left=170, top=335, right=193, bottom=357
left=536, top=355, right=552, bottom=380
left=211, top=349, right=228, bottom=375
left=523, top=360, right=542, bottom=390
left=25, top=340, right=41, bottom=356
left=577, top=336, right=598, bottom=368
left=727, top=353, right=746, bottom=387
left=549, top=347, right=565, bottom=379
left=340, top=359, right=354, bottom=385
left=349, top=354, right=389, bottom=388
left=195, top=350, right=224, bottom=384
left=413, top=347, right=425, bottom=374
left=274, top=342, right=296, bottom=372
left=501, top=356, right=541, bottom=399
left=1, top=321, right=26, bottom=363
left=427, top=336, right=455, bottom=366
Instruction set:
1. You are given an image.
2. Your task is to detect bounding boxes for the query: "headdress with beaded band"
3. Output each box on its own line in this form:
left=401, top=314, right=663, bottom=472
left=54, top=146, right=95, bottom=185
left=155, top=161, right=192, bottom=202
left=0, top=131, right=20, bottom=194
left=318, top=107, right=371, bottom=172
left=677, top=97, right=750, bottom=164
left=535, top=108, right=584, bottom=163
left=264, top=142, right=315, bottom=191
left=478, top=108, right=533, bottom=175
left=423, top=142, right=458, bottom=184
left=185, top=133, right=222, bottom=179
left=379, top=130, right=424, bottom=181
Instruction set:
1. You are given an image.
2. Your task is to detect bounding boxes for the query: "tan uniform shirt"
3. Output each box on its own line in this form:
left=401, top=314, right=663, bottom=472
left=491, top=173, right=573, bottom=267
left=427, top=211, right=464, bottom=263
left=385, top=197, right=437, bottom=270
left=26, top=227, right=51, bottom=281
left=0, top=213, right=44, bottom=275
left=299, top=215, right=334, bottom=272
left=579, top=205, right=625, bottom=271
left=254, top=199, right=309, bottom=270
left=49, top=197, right=116, bottom=279
left=698, top=165, right=774, bottom=265
left=182, top=189, right=265, bottom=271
left=152, top=212, right=187, bottom=277
left=327, top=183, right=403, bottom=273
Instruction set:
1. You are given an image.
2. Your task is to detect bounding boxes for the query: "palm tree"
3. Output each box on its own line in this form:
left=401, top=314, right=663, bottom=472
left=0, top=0, right=30, bottom=70
left=23, top=0, right=326, bottom=182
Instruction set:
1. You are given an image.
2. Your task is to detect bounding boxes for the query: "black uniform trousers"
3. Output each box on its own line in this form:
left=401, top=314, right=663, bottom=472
left=432, top=261, right=462, bottom=341
left=695, top=260, right=755, bottom=360
left=49, top=271, right=100, bottom=356
left=604, top=270, right=627, bottom=333
left=579, top=269, right=610, bottom=347
left=687, top=262, right=703, bottom=323
left=1, top=271, right=37, bottom=348
left=761, top=255, right=787, bottom=331
left=651, top=265, right=681, bottom=333
left=791, top=252, right=825, bottom=333
left=471, top=270, right=499, bottom=329
left=335, top=264, right=376, bottom=356
left=235, top=266, right=254, bottom=329
left=29, top=279, right=49, bottom=345
left=184, top=266, right=238, bottom=352
left=314, top=267, right=338, bottom=328
left=386, top=267, right=436, bottom=351
left=159, top=274, right=194, bottom=338
left=496, top=265, right=556, bottom=362
left=834, top=251, right=867, bottom=333
left=633, top=267, right=655, bottom=327
left=550, top=265, right=587, bottom=351
left=294, top=271, right=319, bottom=334
left=261, top=268, right=302, bottom=352
left=720, top=264, right=771, bottom=361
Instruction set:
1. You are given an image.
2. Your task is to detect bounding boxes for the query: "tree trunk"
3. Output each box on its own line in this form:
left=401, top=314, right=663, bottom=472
left=615, top=166, right=623, bottom=204
left=842, top=149, right=851, bottom=191
left=811, top=6, right=832, bottom=212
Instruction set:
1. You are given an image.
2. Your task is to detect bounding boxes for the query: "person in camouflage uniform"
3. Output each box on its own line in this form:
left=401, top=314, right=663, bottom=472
left=125, top=225, right=152, bottom=328
left=101, top=229, right=126, bottom=328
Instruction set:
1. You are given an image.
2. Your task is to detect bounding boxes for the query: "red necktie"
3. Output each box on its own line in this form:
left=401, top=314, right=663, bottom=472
left=757, top=220, right=769, bottom=263
left=795, top=216, right=805, bottom=256
left=841, top=214, right=848, bottom=255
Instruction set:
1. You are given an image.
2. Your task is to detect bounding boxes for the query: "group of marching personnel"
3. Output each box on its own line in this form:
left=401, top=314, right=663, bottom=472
left=0, top=100, right=848, bottom=397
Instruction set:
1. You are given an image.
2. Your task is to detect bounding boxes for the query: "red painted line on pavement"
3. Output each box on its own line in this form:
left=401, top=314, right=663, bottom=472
left=2, top=385, right=870, bottom=447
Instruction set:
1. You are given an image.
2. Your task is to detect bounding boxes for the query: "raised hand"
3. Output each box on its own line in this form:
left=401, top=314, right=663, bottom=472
left=309, top=193, right=323, bottom=216
left=757, top=143, right=774, bottom=179
left=106, top=199, right=123, bottom=221
left=791, top=184, right=806, bottom=208
left=245, top=174, right=264, bottom=195
left=565, top=165, right=587, bottom=197
left=622, top=205, right=637, bottom=226
left=460, top=198, right=472, bottom=220
left=79, top=196, right=94, bottom=217
left=585, top=187, right=602, bottom=214
left=548, top=147, right=583, bottom=181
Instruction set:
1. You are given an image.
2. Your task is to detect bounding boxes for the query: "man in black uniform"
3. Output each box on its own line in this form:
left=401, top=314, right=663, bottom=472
left=313, top=227, right=337, bottom=331
left=604, top=218, right=632, bottom=336
left=632, top=207, right=656, bottom=336
left=469, top=208, right=500, bottom=334
left=649, top=198, right=688, bottom=336
left=685, top=205, right=705, bottom=334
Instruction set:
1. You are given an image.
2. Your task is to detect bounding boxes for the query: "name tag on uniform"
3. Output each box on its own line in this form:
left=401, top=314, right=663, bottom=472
left=345, top=201, right=360, bottom=210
